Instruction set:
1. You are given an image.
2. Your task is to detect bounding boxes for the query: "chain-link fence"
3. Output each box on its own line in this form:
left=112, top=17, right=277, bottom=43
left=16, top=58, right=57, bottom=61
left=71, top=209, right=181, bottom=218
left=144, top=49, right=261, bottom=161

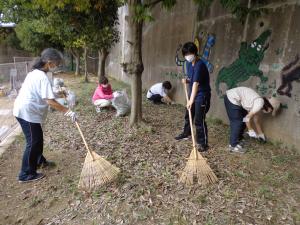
left=0, top=58, right=35, bottom=88
left=0, top=58, right=35, bottom=143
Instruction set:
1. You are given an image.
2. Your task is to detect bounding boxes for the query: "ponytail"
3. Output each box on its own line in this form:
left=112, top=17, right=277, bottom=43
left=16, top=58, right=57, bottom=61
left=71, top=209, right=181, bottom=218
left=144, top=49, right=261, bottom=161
left=32, top=57, right=47, bottom=70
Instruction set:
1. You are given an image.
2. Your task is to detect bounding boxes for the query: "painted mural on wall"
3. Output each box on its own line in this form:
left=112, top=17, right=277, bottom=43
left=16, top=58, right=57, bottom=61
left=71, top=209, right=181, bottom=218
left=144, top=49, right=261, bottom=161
left=175, top=33, right=215, bottom=76
left=277, top=54, right=300, bottom=97
left=215, top=29, right=271, bottom=95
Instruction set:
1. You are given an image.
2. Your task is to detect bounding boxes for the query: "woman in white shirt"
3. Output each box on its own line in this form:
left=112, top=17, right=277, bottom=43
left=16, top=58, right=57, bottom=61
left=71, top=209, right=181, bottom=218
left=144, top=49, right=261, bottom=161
left=224, top=87, right=280, bottom=153
left=13, top=48, right=76, bottom=183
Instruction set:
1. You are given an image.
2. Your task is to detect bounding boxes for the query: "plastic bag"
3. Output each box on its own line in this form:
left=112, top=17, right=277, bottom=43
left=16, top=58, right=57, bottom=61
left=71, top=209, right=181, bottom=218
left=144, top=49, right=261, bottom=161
left=112, top=90, right=131, bottom=117
left=66, top=90, right=76, bottom=109
left=53, top=78, right=64, bottom=87
left=52, top=78, right=66, bottom=98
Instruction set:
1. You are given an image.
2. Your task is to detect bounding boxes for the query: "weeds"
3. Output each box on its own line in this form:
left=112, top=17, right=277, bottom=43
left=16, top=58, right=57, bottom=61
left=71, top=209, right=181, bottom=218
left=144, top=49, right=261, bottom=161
left=29, top=196, right=43, bottom=208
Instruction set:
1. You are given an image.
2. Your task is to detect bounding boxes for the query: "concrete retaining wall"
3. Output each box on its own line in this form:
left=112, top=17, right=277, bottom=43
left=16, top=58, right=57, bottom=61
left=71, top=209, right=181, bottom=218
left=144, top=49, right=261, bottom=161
left=107, top=0, right=300, bottom=150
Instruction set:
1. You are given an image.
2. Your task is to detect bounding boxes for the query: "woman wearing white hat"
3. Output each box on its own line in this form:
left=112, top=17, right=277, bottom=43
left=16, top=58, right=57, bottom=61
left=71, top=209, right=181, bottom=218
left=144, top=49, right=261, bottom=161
left=224, top=87, right=280, bottom=153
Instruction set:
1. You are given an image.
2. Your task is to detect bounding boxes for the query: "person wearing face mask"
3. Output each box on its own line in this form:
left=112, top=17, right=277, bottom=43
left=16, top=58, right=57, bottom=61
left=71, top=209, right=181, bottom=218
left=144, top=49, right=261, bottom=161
left=92, top=76, right=114, bottom=113
left=175, top=42, right=211, bottom=152
left=224, top=86, right=280, bottom=153
left=13, top=48, right=77, bottom=183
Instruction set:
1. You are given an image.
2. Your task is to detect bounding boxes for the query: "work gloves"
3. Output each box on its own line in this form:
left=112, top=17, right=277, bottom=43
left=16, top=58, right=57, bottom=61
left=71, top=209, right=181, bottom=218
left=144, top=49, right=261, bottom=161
left=243, top=117, right=250, bottom=123
left=247, top=129, right=257, bottom=138
left=64, top=110, right=77, bottom=122
left=247, top=130, right=266, bottom=142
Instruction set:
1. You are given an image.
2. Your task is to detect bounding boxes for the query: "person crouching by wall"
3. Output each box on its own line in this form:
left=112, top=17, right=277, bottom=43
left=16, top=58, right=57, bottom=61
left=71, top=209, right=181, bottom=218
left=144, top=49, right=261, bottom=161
left=147, top=81, right=173, bottom=104
left=224, top=86, right=280, bottom=153
left=92, top=76, right=113, bottom=113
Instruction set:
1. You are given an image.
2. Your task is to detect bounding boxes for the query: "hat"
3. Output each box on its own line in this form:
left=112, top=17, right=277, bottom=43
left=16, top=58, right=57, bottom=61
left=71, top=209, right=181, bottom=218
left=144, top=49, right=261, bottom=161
left=268, top=97, right=280, bottom=116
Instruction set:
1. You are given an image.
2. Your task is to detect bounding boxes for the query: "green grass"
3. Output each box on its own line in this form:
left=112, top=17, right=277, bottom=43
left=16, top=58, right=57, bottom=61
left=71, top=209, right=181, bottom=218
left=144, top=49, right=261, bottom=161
left=29, top=196, right=43, bottom=208
left=271, top=155, right=294, bottom=165
left=256, top=185, right=275, bottom=200
left=168, top=209, right=189, bottom=225
left=234, top=170, right=248, bottom=178
left=261, top=172, right=279, bottom=186
left=196, top=194, right=208, bottom=204
left=207, top=117, right=224, bottom=126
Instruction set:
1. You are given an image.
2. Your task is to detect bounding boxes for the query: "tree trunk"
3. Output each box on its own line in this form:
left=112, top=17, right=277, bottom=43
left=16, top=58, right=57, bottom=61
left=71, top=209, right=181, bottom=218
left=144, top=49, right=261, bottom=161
left=130, top=70, right=142, bottom=125
left=70, top=49, right=80, bottom=76
left=125, top=1, right=144, bottom=126
left=84, top=47, right=88, bottom=82
left=97, top=49, right=109, bottom=81
left=75, top=55, right=80, bottom=76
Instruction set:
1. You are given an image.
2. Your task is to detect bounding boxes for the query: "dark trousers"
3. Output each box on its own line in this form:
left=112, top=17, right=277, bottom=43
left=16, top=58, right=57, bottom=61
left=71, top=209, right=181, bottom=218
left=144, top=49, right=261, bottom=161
left=148, top=94, right=163, bottom=104
left=224, top=95, right=247, bottom=147
left=183, top=93, right=211, bottom=146
left=16, top=117, right=46, bottom=180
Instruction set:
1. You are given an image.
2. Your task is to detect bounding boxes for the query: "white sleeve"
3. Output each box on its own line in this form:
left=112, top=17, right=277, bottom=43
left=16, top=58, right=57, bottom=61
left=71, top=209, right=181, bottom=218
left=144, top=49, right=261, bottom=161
left=40, top=77, right=55, bottom=99
left=250, top=98, right=264, bottom=115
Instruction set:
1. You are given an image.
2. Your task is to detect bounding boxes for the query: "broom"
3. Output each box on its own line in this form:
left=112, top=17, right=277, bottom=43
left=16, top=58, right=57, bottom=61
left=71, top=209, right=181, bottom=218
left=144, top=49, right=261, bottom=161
left=75, top=121, right=120, bottom=190
left=59, top=87, right=120, bottom=190
left=178, top=82, right=218, bottom=186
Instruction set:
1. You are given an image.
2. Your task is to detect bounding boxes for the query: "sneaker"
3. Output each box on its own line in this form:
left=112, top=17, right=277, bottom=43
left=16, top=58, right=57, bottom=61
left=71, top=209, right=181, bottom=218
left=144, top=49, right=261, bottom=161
left=197, top=144, right=209, bottom=152
left=18, top=173, right=45, bottom=183
left=239, top=139, right=245, bottom=147
left=229, top=144, right=247, bottom=153
left=95, top=106, right=101, bottom=113
left=175, top=133, right=190, bottom=141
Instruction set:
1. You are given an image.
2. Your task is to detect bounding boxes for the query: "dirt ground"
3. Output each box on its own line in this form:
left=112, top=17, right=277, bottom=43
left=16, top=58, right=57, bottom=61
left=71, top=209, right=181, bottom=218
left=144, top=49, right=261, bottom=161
left=0, top=74, right=299, bottom=225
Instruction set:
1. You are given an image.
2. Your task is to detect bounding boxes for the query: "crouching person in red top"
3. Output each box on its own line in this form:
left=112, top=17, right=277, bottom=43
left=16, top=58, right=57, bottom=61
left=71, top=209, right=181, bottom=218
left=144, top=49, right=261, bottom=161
left=92, top=76, right=113, bottom=113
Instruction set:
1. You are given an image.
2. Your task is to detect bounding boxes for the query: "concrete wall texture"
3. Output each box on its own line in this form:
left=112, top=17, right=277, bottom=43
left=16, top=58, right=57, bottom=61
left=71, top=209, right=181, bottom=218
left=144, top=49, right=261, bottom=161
left=107, top=0, right=300, bottom=149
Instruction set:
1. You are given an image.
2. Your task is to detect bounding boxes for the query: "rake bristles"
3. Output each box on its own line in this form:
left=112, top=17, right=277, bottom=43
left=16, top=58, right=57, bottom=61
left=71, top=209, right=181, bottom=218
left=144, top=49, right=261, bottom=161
left=78, top=151, right=120, bottom=191
left=179, top=148, right=218, bottom=186
left=74, top=121, right=120, bottom=191
left=178, top=82, right=218, bottom=186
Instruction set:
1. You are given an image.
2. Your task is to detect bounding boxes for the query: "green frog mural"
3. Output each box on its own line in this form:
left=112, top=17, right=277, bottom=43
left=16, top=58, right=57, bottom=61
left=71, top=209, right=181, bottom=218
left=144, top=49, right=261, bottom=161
left=215, top=29, right=271, bottom=95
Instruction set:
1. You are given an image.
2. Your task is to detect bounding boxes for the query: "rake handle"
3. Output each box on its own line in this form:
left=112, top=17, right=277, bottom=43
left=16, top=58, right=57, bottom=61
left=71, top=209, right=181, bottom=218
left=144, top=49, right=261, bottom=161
left=58, top=87, right=95, bottom=160
left=75, top=121, right=95, bottom=160
left=183, top=82, right=198, bottom=159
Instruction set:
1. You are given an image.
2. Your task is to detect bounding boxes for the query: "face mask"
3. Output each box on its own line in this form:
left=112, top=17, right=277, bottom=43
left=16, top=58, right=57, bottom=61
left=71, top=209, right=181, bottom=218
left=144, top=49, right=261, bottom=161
left=102, top=84, right=108, bottom=88
left=185, top=55, right=195, bottom=62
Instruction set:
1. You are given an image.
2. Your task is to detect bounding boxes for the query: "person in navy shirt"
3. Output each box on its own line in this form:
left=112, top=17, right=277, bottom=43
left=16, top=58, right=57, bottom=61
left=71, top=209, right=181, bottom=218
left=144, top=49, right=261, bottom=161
left=175, top=42, right=211, bottom=152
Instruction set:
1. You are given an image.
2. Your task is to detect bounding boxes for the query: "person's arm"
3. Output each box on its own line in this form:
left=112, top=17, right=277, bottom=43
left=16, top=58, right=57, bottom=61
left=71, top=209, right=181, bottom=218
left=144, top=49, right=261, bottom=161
left=46, top=99, right=69, bottom=113
left=162, top=95, right=173, bottom=104
left=187, top=82, right=199, bottom=109
left=253, top=114, right=263, bottom=134
left=92, top=88, right=99, bottom=102
left=244, top=98, right=264, bottom=137
left=181, top=78, right=190, bottom=84
left=47, top=99, right=77, bottom=122
left=187, top=61, right=204, bottom=109
left=98, top=88, right=113, bottom=100
left=41, top=76, right=76, bottom=122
